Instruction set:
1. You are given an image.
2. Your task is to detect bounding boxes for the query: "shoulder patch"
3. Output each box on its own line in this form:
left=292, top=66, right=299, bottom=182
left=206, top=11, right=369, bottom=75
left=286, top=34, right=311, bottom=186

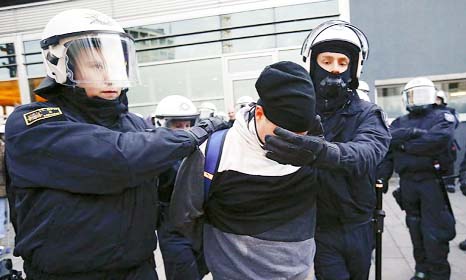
left=444, top=112, right=455, bottom=123
left=23, top=107, right=63, bottom=126
left=376, top=109, right=390, bottom=129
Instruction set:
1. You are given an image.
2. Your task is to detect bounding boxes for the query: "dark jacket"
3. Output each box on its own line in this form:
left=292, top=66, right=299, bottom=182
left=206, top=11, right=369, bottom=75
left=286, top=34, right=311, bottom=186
left=316, top=94, right=391, bottom=227
left=5, top=84, right=196, bottom=277
left=379, top=106, right=456, bottom=181
left=393, top=107, right=455, bottom=176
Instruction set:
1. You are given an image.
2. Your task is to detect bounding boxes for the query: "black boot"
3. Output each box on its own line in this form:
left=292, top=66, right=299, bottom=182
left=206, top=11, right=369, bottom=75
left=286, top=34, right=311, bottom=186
left=446, top=184, right=456, bottom=193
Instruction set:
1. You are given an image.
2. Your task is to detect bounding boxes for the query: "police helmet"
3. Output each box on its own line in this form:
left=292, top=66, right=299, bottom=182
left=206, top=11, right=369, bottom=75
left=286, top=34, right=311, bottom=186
left=402, top=77, right=437, bottom=111
left=356, top=80, right=371, bottom=102
left=301, top=20, right=369, bottom=87
left=154, top=95, right=199, bottom=128
left=198, top=102, right=217, bottom=119
left=235, top=96, right=255, bottom=110
left=40, top=9, right=140, bottom=88
left=436, top=90, right=448, bottom=104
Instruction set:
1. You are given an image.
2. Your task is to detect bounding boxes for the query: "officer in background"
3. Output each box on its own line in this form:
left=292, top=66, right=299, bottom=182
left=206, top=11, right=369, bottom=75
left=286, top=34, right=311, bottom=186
left=378, top=77, right=456, bottom=280
left=4, top=9, right=225, bottom=279
left=154, top=95, right=208, bottom=280
left=264, top=20, right=390, bottom=280
left=356, top=80, right=371, bottom=102
left=198, top=102, right=217, bottom=120
left=235, top=96, right=255, bottom=111
left=434, top=90, right=459, bottom=193
left=458, top=150, right=466, bottom=250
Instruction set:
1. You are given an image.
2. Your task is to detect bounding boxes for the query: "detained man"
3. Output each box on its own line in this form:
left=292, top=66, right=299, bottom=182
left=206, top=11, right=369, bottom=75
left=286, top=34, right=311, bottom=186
left=199, top=61, right=323, bottom=279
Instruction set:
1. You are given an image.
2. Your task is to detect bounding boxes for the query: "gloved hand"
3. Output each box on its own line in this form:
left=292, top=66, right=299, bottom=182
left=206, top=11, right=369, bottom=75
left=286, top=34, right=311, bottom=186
left=264, top=127, right=340, bottom=167
left=390, top=128, right=427, bottom=149
left=187, top=117, right=229, bottom=145
left=391, top=127, right=426, bottom=141
left=308, top=115, right=324, bottom=137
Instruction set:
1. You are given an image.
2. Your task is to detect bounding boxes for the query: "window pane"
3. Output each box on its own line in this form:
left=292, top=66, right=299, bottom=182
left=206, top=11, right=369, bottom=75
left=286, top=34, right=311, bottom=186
left=27, top=64, right=46, bottom=77
left=0, top=67, right=16, bottom=79
left=129, top=58, right=223, bottom=106
left=25, top=54, right=42, bottom=64
left=275, top=1, right=339, bottom=21
left=376, top=86, right=405, bottom=118
left=278, top=48, right=302, bottom=64
left=233, top=79, right=259, bottom=103
left=0, top=43, right=15, bottom=57
left=23, top=40, right=41, bottom=54
left=137, top=42, right=221, bottom=63
left=439, top=81, right=466, bottom=114
left=228, top=55, right=273, bottom=73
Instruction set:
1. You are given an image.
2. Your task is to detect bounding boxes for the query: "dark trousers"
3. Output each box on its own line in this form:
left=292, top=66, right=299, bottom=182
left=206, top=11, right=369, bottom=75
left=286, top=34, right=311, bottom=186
left=400, top=177, right=455, bottom=280
left=24, top=258, right=158, bottom=280
left=315, top=221, right=373, bottom=280
left=158, top=203, right=208, bottom=280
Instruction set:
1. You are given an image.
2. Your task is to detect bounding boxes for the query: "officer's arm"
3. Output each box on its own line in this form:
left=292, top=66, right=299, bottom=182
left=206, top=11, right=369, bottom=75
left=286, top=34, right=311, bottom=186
left=264, top=108, right=390, bottom=177
left=402, top=115, right=455, bottom=156
left=331, top=109, right=391, bottom=176
left=5, top=106, right=196, bottom=195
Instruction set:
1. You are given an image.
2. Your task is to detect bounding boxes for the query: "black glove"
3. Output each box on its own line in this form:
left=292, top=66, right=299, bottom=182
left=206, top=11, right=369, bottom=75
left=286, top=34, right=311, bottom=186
left=264, top=127, right=340, bottom=167
left=308, top=115, right=324, bottom=137
left=187, top=117, right=229, bottom=145
left=391, top=127, right=426, bottom=141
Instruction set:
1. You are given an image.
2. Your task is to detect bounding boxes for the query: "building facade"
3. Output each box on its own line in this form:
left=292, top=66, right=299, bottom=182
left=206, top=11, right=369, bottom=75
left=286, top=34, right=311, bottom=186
left=0, top=0, right=348, bottom=118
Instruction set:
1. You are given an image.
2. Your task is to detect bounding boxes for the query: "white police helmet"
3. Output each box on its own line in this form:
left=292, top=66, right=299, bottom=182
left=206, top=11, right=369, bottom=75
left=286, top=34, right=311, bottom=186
left=198, top=102, right=217, bottom=119
left=356, top=80, right=371, bottom=102
left=436, top=90, right=447, bottom=104
left=301, top=20, right=369, bottom=80
left=402, top=77, right=437, bottom=110
left=154, top=95, right=199, bottom=127
left=235, top=96, right=255, bottom=110
left=40, top=9, right=140, bottom=88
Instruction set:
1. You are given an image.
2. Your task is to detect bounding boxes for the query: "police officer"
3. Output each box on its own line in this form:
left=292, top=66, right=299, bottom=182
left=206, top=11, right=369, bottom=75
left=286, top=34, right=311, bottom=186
left=4, top=9, right=225, bottom=279
left=264, top=20, right=390, bottom=280
left=458, top=150, right=466, bottom=250
left=378, top=77, right=456, bottom=280
left=198, top=101, right=217, bottom=120
left=434, top=90, right=459, bottom=193
left=235, top=96, right=255, bottom=111
left=154, top=95, right=208, bottom=280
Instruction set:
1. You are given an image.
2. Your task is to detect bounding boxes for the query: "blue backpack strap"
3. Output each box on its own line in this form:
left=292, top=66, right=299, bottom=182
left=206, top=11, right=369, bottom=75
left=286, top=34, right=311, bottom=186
left=204, top=129, right=229, bottom=201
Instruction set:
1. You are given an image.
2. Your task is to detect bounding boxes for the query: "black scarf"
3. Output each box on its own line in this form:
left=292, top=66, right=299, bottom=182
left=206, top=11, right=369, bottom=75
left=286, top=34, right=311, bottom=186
left=51, top=87, right=129, bottom=128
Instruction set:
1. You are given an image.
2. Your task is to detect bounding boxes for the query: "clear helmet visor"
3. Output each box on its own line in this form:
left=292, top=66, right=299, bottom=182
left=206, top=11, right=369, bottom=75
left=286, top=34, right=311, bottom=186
left=64, top=33, right=140, bottom=88
left=301, top=20, right=369, bottom=61
left=402, top=86, right=437, bottom=107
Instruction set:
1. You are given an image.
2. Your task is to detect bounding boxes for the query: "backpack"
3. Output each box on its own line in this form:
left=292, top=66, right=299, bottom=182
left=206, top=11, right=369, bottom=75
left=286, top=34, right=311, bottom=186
left=169, top=129, right=228, bottom=251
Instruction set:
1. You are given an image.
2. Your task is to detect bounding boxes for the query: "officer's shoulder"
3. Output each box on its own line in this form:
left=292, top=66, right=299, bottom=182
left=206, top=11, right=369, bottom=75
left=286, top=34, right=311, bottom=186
left=6, top=101, right=65, bottom=133
left=431, top=107, right=455, bottom=122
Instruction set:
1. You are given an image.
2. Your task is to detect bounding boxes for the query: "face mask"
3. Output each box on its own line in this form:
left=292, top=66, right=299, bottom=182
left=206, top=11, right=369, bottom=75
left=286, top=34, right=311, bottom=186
left=312, top=63, right=352, bottom=114
left=312, top=63, right=351, bottom=98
